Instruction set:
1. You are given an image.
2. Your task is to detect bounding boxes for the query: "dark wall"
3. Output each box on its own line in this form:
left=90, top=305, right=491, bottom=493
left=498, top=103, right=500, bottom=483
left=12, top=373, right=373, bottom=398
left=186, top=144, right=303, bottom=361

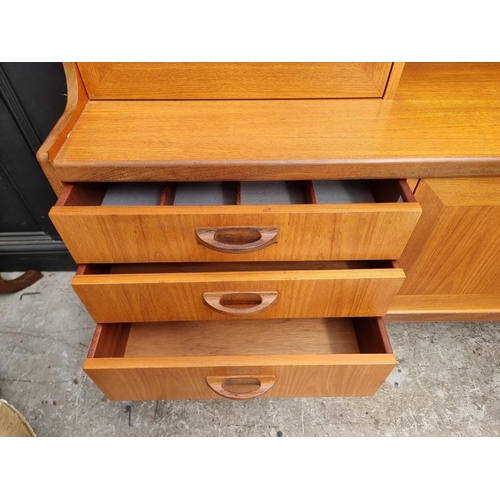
left=0, top=62, right=76, bottom=271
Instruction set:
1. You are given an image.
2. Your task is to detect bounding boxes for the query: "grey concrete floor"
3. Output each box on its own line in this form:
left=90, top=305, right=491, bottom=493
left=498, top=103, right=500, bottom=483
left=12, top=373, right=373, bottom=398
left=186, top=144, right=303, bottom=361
left=0, top=271, right=499, bottom=437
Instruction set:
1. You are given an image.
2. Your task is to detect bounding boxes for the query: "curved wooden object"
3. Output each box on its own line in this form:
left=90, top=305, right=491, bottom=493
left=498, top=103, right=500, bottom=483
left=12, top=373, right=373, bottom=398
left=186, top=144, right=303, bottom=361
left=195, top=226, right=279, bottom=254
left=0, top=271, right=43, bottom=294
left=36, top=62, right=88, bottom=196
left=206, top=375, right=276, bottom=400
left=203, top=291, right=278, bottom=316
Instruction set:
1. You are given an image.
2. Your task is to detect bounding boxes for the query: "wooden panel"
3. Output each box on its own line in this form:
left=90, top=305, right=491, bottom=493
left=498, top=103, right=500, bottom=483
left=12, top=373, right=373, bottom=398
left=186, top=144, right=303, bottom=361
left=50, top=201, right=421, bottom=263
left=87, top=323, right=130, bottom=358
left=360, top=63, right=394, bottom=95
left=77, top=63, right=112, bottom=97
left=76, top=62, right=392, bottom=100
left=406, top=179, right=420, bottom=192
left=50, top=61, right=500, bottom=182
left=71, top=266, right=406, bottom=322
left=383, top=63, right=405, bottom=99
left=387, top=294, right=500, bottom=322
left=124, top=318, right=360, bottom=357
left=84, top=362, right=396, bottom=400
left=395, top=62, right=500, bottom=101
left=353, top=317, right=393, bottom=353
left=36, top=62, right=88, bottom=195
left=83, top=318, right=396, bottom=400
left=399, top=178, right=500, bottom=296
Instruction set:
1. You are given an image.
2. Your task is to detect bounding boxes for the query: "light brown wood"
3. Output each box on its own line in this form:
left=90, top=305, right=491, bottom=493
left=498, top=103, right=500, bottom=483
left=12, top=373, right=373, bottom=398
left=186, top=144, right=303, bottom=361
left=395, top=62, right=500, bottom=101
left=83, top=318, right=396, bottom=400
left=36, top=63, right=88, bottom=195
left=49, top=181, right=421, bottom=263
left=383, top=63, right=405, bottom=99
left=124, top=318, right=360, bottom=357
left=50, top=63, right=500, bottom=182
left=387, top=295, right=500, bottom=322
left=51, top=205, right=421, bottom=263
left=360, top=63, right=394, bottom=95
left=399, top=178, right=500, bottom=296
left=77, top=63, right=113, bottom=97
left=87, top=323, right=130, bottom=358
left=406, top=179, right=420, bottom=192
left=71, top=266, right=406, bottom=322
left=34, top=62, right=500, bottom=400
left=76, top=62, right=393, bottom=100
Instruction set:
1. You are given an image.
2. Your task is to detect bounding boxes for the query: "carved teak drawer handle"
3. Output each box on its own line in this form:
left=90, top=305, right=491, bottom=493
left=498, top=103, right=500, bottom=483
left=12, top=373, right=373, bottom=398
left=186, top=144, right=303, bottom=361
left=206, top=375, right=276, bottom=400
left=203, top=291, right=278, bottom=316
left=195, top=226, right=279, bottom=254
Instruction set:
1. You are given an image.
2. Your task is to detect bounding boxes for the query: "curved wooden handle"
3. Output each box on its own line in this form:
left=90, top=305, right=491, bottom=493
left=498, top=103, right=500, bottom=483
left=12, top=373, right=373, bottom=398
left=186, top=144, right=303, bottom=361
left=203, top=291, right=278, bottom=316
left=195, top=226, right=279, bottom=254
left=206, top=375, right=276, bottom=400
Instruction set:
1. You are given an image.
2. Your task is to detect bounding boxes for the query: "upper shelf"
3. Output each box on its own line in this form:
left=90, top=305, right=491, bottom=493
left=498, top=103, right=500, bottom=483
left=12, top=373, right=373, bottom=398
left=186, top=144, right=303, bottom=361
left=39, top=63, right=500, bottom=190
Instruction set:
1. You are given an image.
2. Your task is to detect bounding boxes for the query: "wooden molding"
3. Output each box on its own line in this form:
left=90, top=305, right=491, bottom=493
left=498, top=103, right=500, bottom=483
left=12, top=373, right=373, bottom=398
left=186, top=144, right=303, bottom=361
left=36, top=62, right=89, bottom=196
left=77, top=63, right=112, bottom=98
left=360, top=62, right=393, bottom=95
left=387, top=294, right=500, bottom=322
left=383, top=63, right=405, bottom=99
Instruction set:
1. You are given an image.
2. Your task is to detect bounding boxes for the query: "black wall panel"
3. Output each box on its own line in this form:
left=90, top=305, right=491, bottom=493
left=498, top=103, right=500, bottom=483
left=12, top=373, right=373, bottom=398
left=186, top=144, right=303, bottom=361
left=0, top=62, right=76, bottom=271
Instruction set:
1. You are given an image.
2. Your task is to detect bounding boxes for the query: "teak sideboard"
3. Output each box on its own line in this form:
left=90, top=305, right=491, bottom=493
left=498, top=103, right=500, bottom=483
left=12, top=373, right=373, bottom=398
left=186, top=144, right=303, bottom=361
left=37, top=62, right=500, bottom=401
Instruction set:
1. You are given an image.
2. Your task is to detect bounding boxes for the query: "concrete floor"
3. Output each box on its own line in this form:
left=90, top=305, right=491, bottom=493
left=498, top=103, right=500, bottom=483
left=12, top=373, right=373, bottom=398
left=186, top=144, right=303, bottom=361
left=0, top=271, right=499, bottom=437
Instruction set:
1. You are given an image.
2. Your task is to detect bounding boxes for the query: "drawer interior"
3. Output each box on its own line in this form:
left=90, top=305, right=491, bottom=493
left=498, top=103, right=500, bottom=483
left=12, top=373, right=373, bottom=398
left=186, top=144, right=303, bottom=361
left=57, top=179, right=416, bottom=207
left=87, top=317, right=392, bottom=359
left=78, top=260, right=399, bottom=276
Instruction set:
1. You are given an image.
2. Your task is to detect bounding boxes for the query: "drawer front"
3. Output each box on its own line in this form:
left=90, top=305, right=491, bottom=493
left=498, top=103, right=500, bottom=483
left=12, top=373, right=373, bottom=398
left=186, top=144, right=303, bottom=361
left=72, top=263, right=406, bottom=322
left=49, top=180, right=421, bottom=263
left=84, top=363, right=396, bottom=400
left=83, top=318, right=396, bottom=400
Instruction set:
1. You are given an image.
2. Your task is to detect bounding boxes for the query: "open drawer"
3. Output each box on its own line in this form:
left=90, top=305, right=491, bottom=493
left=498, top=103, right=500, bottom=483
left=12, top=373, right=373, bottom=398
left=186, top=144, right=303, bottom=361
left=83, top=317, right=397, bottom=400
left=73, top=261, right=405, bottom=322
left=49, top=179, right=421, bottom=263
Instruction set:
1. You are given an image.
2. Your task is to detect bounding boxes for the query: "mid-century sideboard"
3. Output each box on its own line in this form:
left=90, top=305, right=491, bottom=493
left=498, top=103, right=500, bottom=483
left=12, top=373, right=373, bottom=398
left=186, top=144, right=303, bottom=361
left=37, top=63, right=500, bottom=400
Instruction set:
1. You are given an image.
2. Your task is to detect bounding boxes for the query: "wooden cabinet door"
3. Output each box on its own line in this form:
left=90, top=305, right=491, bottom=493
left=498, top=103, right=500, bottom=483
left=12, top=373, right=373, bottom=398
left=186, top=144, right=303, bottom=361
left=389, top=178, right=500, bottom=321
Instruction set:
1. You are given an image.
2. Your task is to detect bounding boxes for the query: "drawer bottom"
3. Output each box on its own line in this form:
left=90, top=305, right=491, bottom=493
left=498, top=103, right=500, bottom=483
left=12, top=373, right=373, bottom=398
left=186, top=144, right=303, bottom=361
left=83, top=318, right=396, bottom=400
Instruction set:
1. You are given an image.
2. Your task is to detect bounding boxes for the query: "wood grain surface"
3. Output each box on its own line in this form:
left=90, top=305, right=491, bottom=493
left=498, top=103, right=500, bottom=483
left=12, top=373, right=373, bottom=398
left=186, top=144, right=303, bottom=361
left=52, top=96, right=500, bottom=179
left=387, top=295, right=500, bottom=322
left=77, top=62, right=392, bottom=99
left=51, top=62, right=500, bottom=182
left=383, top=63, right=405, bottom=99
left=398, top=178, right=500, bottom=295
left=72, top=266, right=405, bottom=322
left=36, top=62, right=88, bottom=194
left=83, top=318, right=396, bottom=400
left=50, top=202, right=421, bottom=263
left=124, top=318, right=361, bottom=357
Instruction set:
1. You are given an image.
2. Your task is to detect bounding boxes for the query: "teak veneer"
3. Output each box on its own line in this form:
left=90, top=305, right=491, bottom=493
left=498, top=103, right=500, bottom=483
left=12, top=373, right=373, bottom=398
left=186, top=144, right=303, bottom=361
left=37, top=62, right=500, bottom=400
left=83, top=318, right=396, bottom=400
left=72, top=261, right=405, bottom=323
left=49, top=180, right=421, bottom=264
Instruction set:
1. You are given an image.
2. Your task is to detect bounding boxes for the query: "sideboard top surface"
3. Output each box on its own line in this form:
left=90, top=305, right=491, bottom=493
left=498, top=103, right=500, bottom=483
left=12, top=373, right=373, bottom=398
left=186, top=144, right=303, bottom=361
left=48, top=63, right=500, bottom=183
